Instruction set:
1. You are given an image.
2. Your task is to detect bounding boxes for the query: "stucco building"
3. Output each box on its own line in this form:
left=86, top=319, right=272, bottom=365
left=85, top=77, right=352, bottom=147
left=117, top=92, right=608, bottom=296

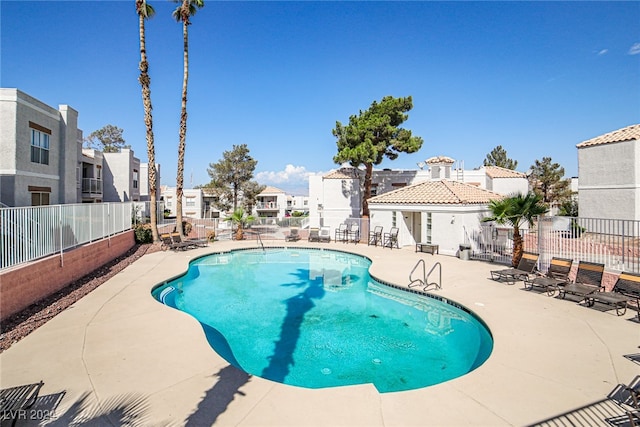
left=576, top=124, right=640, bottom=221
left=0, top=88, right=81, bottom=206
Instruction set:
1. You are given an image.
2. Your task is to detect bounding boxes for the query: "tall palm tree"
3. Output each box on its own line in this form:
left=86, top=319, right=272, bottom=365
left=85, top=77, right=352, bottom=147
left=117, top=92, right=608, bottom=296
left=136, top=0, right=159, bottom=243
left=172, top=0, right=204, bottom=237
left=483, top=193, right=548, bottom=267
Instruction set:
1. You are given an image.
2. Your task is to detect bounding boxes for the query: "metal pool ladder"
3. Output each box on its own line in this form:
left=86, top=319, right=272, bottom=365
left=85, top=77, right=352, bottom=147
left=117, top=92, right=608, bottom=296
left=409, top=259, right=442, bottom=291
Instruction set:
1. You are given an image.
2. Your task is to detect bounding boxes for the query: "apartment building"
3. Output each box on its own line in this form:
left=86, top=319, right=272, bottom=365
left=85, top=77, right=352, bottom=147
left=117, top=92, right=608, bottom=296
left=0, top=88, right=80, bottom=206
left=1, top=88, right=156, bottom=207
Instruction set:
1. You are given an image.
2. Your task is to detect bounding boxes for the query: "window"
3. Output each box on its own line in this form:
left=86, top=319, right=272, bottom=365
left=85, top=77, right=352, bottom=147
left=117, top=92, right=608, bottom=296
left=426, top=212, right=432, bottom=244
left=371, top=184, right=379, bottom=196
left=133, top=170, right=139, bottom=189
left=392, top=211, right=397, bottom=228
left=166, top=197, right=172, bottom=207
left=29, top=186, right=51, bottom=206
left=186, top=198, right=196, bottom=207
left=30, top=123, right=51, bottom=165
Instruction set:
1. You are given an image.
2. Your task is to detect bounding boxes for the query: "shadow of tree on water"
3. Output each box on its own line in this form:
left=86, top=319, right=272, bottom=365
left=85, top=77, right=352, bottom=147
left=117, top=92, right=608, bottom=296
left=261, top=269, right=325, bottom=383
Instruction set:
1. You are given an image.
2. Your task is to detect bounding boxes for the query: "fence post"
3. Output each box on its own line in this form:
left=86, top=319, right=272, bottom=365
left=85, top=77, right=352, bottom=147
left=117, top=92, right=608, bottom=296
left=59, top=204, right=64, bottom=267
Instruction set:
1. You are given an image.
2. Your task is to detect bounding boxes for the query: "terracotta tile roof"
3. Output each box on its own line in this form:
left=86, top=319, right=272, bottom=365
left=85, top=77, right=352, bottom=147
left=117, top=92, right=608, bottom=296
left=425, top=156, right=455, bottom=164
left=485, top=166, right=527, bottom=178
left=576, top=124, right=640, bottom=148
left=368, top=180, right=503, bottom=205
left=260, top=186, right=286, bottom=194
left=323, top=168, right=362, bottom=179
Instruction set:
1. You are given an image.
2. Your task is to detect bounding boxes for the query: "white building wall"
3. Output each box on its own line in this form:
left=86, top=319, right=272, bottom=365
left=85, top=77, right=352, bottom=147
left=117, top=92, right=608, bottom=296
left=368, top=204, right=492, bottom=256
left=578, top=140, right=638, bottom=220
left=161, top=187, right=204, bottom=219
left=489, top=177, right=528, bottom=196
left=102, top=149, right=140, bottom=202
left=140, top=162, right=161, bottom=202
left=0, top=89, right=81, bottom=206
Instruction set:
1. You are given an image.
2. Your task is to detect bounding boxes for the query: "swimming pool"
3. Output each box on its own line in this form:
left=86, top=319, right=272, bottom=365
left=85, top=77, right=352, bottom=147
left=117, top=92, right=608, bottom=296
left=152, top=248, right=493, bottom=393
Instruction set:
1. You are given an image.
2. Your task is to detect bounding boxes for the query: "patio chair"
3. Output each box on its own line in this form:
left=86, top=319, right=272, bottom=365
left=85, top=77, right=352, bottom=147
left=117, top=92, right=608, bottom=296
left=368, top=226, right=383, bottom=246
left=524, top=257, right=573, bottom=296
left=557, top=260, right=605, bottom=302
left=334, top=223, right=348, bottom=243
left=490, top=252, right=539, bottom=285
left=285, top=227, right=301, bottom=242
left=346, top=223, right=360, bottom=244
left=0, top=381, right=44, bottom=427
left=586, top=271, right=640, bottom=318
left=160, top=233, right=192, bottom=251
left=308, top=227, right=320, bottom=242
left=319, top=226, right=331, bottom=242
left=383, top=227, right=399, bottom=249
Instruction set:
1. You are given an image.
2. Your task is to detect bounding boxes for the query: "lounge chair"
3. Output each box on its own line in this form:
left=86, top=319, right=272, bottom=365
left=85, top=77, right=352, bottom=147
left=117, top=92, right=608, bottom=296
left=608, top=376, right=640, bottom=427
left=346, top=223, right=360, bottom=243
left=171, top=232, right=206, bottom=249
left=334, top=223, right=348, bottom=243
left=490, top=252, right=539, bottom=285
left=160, top=233, right=192, bottom=251
left=557, top=260, right=605, bottom=301
left=308, top=227, right=320, bottom=242
left=383, top=227, right=399, bottom=249
left=319, top=226, right=331, bottom=242
left=368, top=226, right=383, bottom=246
left=524, top=257, right=573, bottom=296
left=285, top=227, right=301, bottom=242
left=0, top=381, right=44, bottom=427
left=586, top=271, right=640, bottom=318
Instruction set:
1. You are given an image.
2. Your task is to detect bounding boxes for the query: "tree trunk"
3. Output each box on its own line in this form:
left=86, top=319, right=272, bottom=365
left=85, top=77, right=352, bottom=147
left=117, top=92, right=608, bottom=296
left=363, top=163, right=373, bottom=217
left=176, top=12, right=189, bottom=238
left=512, top=227, right=523, bottom=267
left=138, top=10, right=159, bottom=243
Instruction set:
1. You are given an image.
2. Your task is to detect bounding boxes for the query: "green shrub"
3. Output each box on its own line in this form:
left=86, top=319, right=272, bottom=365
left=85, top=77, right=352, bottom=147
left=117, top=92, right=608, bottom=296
left=134, top=224, right=153, bottom=244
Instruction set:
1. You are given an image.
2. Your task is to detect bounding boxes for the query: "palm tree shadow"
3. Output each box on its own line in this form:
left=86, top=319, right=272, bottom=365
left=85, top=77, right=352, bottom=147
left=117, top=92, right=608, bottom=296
left=43, top=391, right=172, bottom=426
left=261, top=269, right=325, bottom=383
left=184, top=365, right=251, bottom=427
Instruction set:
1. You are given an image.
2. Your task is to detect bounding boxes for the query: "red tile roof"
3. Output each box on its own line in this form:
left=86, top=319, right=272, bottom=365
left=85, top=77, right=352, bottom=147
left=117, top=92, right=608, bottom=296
left=368, top=180, right=503, bottom=205
left=576, top=124, right=640, bottom=148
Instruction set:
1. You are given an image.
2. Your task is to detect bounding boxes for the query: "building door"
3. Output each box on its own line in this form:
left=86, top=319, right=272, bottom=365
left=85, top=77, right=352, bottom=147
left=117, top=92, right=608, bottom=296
left=404, top=212, right=422, bottom=244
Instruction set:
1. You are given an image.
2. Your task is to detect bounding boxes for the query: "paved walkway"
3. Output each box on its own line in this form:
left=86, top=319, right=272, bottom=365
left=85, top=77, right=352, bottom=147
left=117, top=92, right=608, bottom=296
left=1, top=240, right=638, bottom=426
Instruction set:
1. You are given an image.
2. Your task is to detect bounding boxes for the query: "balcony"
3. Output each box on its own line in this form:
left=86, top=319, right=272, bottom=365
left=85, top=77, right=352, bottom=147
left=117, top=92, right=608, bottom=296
left=256, top=201, right=279, bottom=210
left=82, top=178, right=103, bottom=197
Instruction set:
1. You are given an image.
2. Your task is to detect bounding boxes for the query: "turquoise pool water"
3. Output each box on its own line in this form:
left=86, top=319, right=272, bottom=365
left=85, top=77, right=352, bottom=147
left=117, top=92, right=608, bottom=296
left=152, top=248, right=493, bottom=393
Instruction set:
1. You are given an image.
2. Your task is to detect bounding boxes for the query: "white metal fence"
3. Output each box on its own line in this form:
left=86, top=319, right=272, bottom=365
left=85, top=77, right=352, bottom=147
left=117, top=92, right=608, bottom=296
left=4, top=203, right=638, bottom=276
left=1, top=202, right=134, bottom=271
left=465, top=216, right=640, bottom=274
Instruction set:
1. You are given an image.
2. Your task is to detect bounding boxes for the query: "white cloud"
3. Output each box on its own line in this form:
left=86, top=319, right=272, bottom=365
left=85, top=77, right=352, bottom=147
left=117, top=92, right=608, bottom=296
left=597, top=49, right=608, bottom=56
left=256, top=164, right=317, bottom=184
left=629, top=42, right=640, bottom=55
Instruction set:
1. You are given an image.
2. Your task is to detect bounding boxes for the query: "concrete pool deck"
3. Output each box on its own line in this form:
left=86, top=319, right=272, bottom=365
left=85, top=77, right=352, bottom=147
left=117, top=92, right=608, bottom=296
left=1, top=240, right=638, bottom=426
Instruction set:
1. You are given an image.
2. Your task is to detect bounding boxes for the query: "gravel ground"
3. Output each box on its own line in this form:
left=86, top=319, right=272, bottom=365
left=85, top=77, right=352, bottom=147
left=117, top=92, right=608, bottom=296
left=0, top=243, right=161, bottom=353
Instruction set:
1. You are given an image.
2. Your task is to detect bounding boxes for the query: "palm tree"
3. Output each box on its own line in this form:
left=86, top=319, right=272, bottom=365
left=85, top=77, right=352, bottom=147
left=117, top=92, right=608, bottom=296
left=224, top=208, right=255, bottom=241
left=483, top=193, right=548, bottom=267
left=172, top=0, right=204, bottom=237
left=136, top=0, right=159, bottom=243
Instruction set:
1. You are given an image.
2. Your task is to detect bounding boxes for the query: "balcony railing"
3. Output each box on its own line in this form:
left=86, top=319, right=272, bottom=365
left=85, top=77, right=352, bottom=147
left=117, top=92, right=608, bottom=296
left=82, top=178, right=102, bottom=195
left=256, top=202, right=279, bottom=210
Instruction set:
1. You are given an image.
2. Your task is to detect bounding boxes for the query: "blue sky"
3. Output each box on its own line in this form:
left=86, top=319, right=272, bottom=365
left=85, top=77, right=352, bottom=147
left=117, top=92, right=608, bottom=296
left=2, top=1, right=639, bottom=195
